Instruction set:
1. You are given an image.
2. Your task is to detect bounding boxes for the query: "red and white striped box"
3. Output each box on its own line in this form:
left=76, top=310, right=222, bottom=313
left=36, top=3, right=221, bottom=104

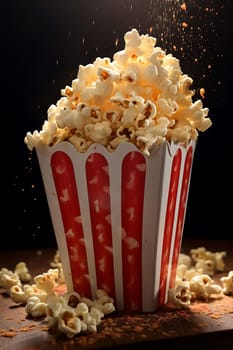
left=36, top=139, right=196, bottom=312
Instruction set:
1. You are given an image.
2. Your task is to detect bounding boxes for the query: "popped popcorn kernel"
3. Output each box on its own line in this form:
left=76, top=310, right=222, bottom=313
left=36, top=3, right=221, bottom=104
left=14, top=262, right=32, bottom=282
left=0, top=268, right=21, bottom=291
left=221, top=271, right=233, bottom=295
left=57, top=308, right=82, bottom=338
left=34, top=268, right=59, bottom=293
left=10, top=284, right=27, bottom=304
left=190, top=247, right=226, bottom=273
left=24, top=28, right=212, bottom=155
left=168, top=282, right=193, bottom=309
left=189, top=274, right=222, bottom=300
left=25, top=296, right=48, bottom=318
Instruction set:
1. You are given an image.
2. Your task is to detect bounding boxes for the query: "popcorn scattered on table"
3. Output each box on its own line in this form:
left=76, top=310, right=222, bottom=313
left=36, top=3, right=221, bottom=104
left=168, top=246, right=231, bottom=309
left=24, top=28, right=212, bottom=156
left=0, top=254, right=115, bottom=338
left=0, top=245, right=232, bottom=338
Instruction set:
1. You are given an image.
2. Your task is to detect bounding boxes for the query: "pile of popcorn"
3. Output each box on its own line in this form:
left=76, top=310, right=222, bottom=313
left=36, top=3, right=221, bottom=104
left=168, top=247, right=233, bottom=309
left=1, top=247, right=233, bottom=338
left=24, top=28, right=212, bottom=156
left=0, top=256, right=115, bottom=339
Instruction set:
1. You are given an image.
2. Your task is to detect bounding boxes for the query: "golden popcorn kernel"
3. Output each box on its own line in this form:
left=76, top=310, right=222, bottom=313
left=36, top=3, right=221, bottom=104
left=66, top=87, right=73, bottom=96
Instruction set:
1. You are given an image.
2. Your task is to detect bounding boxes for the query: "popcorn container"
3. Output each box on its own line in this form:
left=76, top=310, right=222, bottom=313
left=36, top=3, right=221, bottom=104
left=36, top=140, right=196, bottom=312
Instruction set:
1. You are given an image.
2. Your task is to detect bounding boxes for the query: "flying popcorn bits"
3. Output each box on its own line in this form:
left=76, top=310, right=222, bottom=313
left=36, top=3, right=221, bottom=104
left=24, top=28, right=212, bottom=156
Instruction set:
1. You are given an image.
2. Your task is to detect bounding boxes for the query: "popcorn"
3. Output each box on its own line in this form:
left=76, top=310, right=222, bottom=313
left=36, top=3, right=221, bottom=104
left=189, top=274, right=222, bottom=300
left=168, top=282, right=193, bottom=309
left=10, top=285, right=27, bottom=304
left=23, top=283, right=48, bottom=303
left=46, top=288, right=115, bottom=338
left=221, top=271, right=233, bottom=295
left=14, top=262, right=32, bottom=282
left=25, top=296, right=48, bottom=318
left=57, top=308, right=82, bottom=338
left=0, top=268, right=21, bottom=291
left=190, top=247, right=226, bottom=273
left=24, top=28, right=212, bottom=155
left=34, top=268, right=59, bottom=293
left=168, top=246, right=227, bottom=309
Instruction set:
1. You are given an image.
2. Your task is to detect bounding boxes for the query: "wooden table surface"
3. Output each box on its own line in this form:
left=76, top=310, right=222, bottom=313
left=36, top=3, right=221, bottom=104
left=0, top=239, right=233, bottom=349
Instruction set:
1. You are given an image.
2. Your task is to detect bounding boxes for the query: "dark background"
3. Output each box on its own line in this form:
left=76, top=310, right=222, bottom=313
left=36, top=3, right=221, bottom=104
left=6, top=0, right=233, bottom=250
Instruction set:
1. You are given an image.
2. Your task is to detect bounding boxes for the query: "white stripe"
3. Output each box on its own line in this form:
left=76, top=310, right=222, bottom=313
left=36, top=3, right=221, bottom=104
left=141, top=144, right=165, bottom=311
left=36, top=145, right=73, bottom=292
left=71, top=147, right=97, bottom=298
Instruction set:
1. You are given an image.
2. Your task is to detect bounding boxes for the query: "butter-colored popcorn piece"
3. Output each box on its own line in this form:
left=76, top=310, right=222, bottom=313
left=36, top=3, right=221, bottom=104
left=168, top=282, right=193, bottom=309
left=25, top=296, right=48, bottom=318
left=89, top=307, right=104, bottom=325
left=46, top=294, right=65, bottom=328
left=82, top=313, right=97, bottom=333
left=10, top=285, right=27, bottom=304
left=214, top=251, right=227, bottom=272
left=34, top=268, right=59, bottom=293
left=190, top=247, right=226, bottom=273
left=57, top=308, right=82, bottom=338
left=0, top=268, right=21, bottom=291
left=189, top=274, right=222, bottom=300
left=220, top=271, right=233, bottom=295
left=75, top=302, right=89, bottom=318
left=23, top=283, right=48, bottom=303
left=14, top=262, right=31, bottom=282
left=102, top=302, right=116, bottom=315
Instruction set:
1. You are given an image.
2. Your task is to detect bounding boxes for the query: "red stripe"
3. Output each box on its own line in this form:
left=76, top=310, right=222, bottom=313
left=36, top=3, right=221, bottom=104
left=121, top=151, right=146, bottom=311
left=158, top=149, right=181, bottom=306
left=51, top=151, right=91, bottom=297
left=86, top=153, right=115, bottom=299
left=169, top=146, right=193, bottom=288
